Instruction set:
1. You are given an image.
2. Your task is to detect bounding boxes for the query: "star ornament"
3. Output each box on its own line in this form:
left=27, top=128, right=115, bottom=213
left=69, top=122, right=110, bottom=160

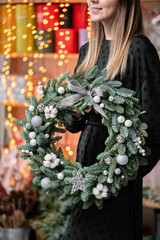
left=67, top=169, right=86, bottom=194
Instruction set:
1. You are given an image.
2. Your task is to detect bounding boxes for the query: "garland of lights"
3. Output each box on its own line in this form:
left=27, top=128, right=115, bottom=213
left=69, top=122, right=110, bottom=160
left=15, top=66, right=150, bottom=210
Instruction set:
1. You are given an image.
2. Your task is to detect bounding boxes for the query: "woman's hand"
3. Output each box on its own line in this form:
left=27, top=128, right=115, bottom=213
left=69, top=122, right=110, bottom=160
left=73, top=106, right=93, bottom=119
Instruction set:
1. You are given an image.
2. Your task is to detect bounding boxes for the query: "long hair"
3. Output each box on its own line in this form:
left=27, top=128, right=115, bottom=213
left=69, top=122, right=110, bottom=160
left=77, top=0, right=143, bottom=80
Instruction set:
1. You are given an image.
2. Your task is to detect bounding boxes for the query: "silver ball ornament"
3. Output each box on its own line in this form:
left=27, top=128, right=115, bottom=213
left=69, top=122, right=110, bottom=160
left=31, top=116, right=42, bottom=127
left=37, top=103, right=45, bottom=112
left=116, top=134, right=125, bottom=144
left=117, top=116, right=125, bottom=123
left=93, top=96, right=101, bottom=103
left=104, top=156, right=113, bottom=165
left=117, top=154, right=128, bottom=165
left=41, top=177, right=51, bottom=189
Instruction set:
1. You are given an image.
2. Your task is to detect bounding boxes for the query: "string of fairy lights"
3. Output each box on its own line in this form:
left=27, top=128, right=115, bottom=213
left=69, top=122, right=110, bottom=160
left=0, top=1, right=90, bottom=182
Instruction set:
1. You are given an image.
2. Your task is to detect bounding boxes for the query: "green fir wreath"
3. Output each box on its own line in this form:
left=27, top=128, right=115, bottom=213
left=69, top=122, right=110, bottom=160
left=15, top=66, right=150, bottom=210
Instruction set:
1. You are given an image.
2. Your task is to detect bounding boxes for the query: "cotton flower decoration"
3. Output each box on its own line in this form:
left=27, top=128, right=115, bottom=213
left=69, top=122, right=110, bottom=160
left=43, top=153, right=60, bottom=169
left=92, top=183, right=108, bottom=199
left=44, top=106, right=58, bottom=119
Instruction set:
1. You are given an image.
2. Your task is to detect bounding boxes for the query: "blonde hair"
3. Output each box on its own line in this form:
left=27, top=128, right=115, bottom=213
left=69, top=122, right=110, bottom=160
left=77, top=0, right=143, bottom=80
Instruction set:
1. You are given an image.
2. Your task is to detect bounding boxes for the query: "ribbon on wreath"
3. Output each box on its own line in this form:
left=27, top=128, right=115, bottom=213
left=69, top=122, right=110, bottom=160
left=57, top=80, right=108, bottom=120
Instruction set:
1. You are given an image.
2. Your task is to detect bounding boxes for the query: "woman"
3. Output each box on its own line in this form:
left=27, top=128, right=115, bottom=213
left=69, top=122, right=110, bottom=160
left=63, top=0, right=160, bottom=239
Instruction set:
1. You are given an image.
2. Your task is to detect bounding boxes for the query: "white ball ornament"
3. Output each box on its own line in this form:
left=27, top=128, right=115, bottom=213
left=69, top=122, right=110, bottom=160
left=103, top=170, right=108, bottom=176
left=96, top=183, right=103, bottom=191
left=57, top=172, right=64, bottom=180
left=30, top=139, right=37, bottom=146
left=108, top=96, right=114, bottom=102
left=29, top=132, right=36, bottom=139
left=45, top=134, right=49, bottom=138
left=25, top=123, right=31, bottom=130
left=41, top=177, right=51, bottom=189
left=117, top=115, right=125, bottom=123
left=93, top=96, right=101, bottom=103
left=115, top=168, right=121, bottom=175
left=117, top=154, right=128, bottom=165
left=58, top=86, right=65, bottom=94
left=124, top=119, right=132, bottom=128
left=31, top=116, right=42, bottom=127
left=100, top=103, right=104, bottom=108
left=29, top=106, right=34, bottom=112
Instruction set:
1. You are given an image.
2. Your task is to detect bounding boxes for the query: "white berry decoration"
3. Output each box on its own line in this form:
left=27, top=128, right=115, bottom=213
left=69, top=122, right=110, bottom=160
left=29, top=106, right=35, bottom=112
left=41, top=177, right=51, bottom=189
left=31, top=116, right=43, bottom=127
left=108, top=96, right=114, bottom=101
left=30, top=139, right=37, bottom=146
left=117, top=154, right=128, bottom=165
left=57, top=172, right=64, bottom=180
left=93, top=96, right=101, bottom=103
left=29, top=132, right=36, bottom=139
left=100, top=103, right=104, bottom=108
left=117, top=115, right=125, bottom=123
left=125, top=119, right=132, bottom=128
left=58, top=86, right=65, bottom=94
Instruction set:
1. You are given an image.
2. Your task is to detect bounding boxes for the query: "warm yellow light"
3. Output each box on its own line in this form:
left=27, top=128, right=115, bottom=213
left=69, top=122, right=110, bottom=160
left=11, top=82, right=16, bottom=88
left=29, top=86, right=33, bottom=91
left=62, top=8, right=67, bottom=13
left=42, top=69, right=46, bottom=73
left=28, top=69, right=33, bottom=76
left=65, top=3, right=70, bottom=7
left=22, top=34, right=27, bottom=39
left=26, top=81, right=32, bottom=86
left=65, top=31, right=70, bottom=34
left=44, top=44, right=49, bottom=48
left=24, top=74, right=29, bottom=79
left=60, top=4, right=64, bottom=7
left=32, top=30, right=37, bottom=35
left=47, top=39, right=52, bottom=44
left=64, top=59, right=69, bottom=63
left=61, top=44, right=65, bottom=49
left=10, top=117, right=14, bottom=122
left=20, top=89, right=25, bottom=94
left=54, top=9, right=59, bottom=12
left=10, top=139, right=16, bottom=145
left=23, top=57, right=28, bottom=62
left=9, top=122, right=13, bottom=128
left=27, top=92, right=32, bottom=97
left=58, top=61, right=63, bottom=66
left=68, top=151, right=73, bottom=156
left=42, top=77, right=47, bottom=82
left=7, top=106, right=12, bottom=111
left=39, top=54, right=44, bottom=58
left=38, top=36, right=43, bottom=40
left=3, top=61, right=8, bottom=66
left=31, top=26, right=36, bottom=30
left=54, top=22, right=59, bottom=26
left=28, top=62, right=33, bottom=67
left=43, top=7, right=48, bottom=11
left=65, top=37, right=70, bottom=41
left=39, top=30, right=44, bottom=34
left=60, top=54, right=65, bottom=59
left=34, top=53, right=39, bottom=58
left=39, top=66, right=44, bottom=71
left=4, top=148, right=9, bottom=154
left=50, top=15, right=54, bottom=19
left=5, top=71, right=10, bottom=75
left=34, top=35, right=38, bottom=39
left=12, top=36, right=16, bottom=40
left=8, top=113, right=12, bottom=118
left=47, top=28, right=52, bottom=32
left=66, top=146, right=70, bottom=151
left=47, top=2, right=51, bottom=6
left=54, top=27, right=59, bottom=31
left=58, top=41, right=63, bottom=45
left=58, top=50, right=63, bottom=54
left=27, top=23, right=32, bottom=27
left=43, top=12, right=49, bottom=16
left=5, top=120, right=10, bottom=126
left=43, top=19, right=48, bottom=25
left=27, top=46, right=32, bottom=51
left=64, top=50, right=68, bottom=54
left=13, top=127, right=17, bottom=132
left=12, top=26, right=16, bottom=30
left=60, top=21, right=65, bottom=26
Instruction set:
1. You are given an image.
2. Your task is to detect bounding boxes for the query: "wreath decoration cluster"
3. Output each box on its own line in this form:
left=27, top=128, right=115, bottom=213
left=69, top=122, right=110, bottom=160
left=15, top=66, right=150, bottom=210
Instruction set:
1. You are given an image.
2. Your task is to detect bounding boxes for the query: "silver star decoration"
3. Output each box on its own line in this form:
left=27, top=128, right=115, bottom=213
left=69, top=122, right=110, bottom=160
left=67, top=169, right=86, bottom=194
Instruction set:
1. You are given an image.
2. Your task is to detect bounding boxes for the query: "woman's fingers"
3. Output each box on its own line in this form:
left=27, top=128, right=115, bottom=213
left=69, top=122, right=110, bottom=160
left=84, top=105, right=93, bottom=113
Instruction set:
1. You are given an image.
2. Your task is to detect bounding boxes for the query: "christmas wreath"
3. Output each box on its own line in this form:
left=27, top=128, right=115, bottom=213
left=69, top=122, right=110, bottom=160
left=15, top=66, right=150, bottom=210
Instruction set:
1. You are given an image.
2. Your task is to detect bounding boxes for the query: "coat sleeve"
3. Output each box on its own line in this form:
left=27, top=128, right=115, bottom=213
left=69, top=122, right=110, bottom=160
left=133, top=36, right=160, bottom=177
left=63, top=43, right=89, bottom=133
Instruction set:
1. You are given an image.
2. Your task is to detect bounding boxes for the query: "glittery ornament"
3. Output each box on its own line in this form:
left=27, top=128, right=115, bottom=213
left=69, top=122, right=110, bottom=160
left=31, top=116, right=43, bottom=127
left=117, top=154, right=128, bottom=165
left=93, top=96, right=101, bottom=103
left=116, top=134, right=125, bottom=144
left=37, top=103, right=45, bottom=112
left=25, top=123, right=31, bottom=130
left=67, top=170, right=86, bottom=194
left=117, top=115, right=125, bottom=123
left=41, top=177, right=51, bottom=189
left=104, top=156, right=113, bottom=165
left=29, top=106, right=34, bottom=112
left=58, top=86, right=65, bottom=94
